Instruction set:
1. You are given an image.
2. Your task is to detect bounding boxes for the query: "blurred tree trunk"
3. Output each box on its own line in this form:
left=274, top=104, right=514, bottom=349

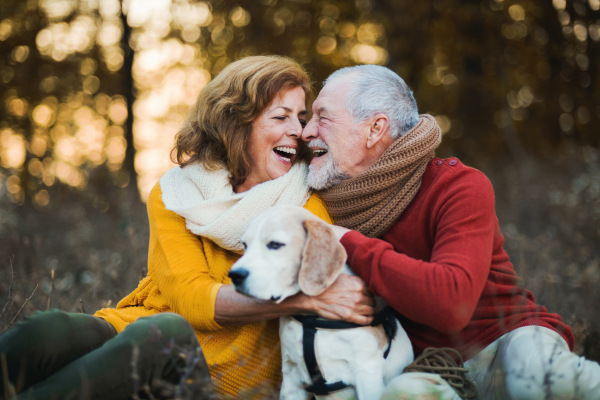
left=120, top=2, right=136, bottom=181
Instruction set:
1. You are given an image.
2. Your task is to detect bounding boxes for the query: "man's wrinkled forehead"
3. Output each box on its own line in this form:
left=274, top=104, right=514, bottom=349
left=312, top=76, right=354, bottom=115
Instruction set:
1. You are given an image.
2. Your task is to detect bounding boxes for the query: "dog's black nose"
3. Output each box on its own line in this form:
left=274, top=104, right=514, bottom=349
left=228, top=268, right=249, bottom=286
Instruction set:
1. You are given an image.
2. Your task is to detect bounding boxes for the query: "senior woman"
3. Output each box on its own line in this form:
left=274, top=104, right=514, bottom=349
left=0, top=56, right=374, bottom=399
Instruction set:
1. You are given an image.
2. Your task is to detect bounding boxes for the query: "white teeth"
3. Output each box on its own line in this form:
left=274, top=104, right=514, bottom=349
left=274, top=146, right=296, bottom=155
left=280, top=156, right=291, bottom=162
left=312, top=149, right=327, bottom=156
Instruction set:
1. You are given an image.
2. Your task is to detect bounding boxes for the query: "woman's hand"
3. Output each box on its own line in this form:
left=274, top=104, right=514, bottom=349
left=303, top=274, right=376, bottom=325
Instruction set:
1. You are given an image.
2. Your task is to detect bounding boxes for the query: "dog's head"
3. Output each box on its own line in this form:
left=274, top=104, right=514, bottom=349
left=229, top=205, right=347, bottom=302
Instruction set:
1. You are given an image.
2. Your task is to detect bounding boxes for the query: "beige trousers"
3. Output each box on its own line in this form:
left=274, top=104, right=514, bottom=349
left=382, top=326, right=600, bottom=400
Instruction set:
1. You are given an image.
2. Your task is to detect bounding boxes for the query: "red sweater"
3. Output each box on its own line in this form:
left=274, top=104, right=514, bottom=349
left=340, top=157, right=574, bottom=360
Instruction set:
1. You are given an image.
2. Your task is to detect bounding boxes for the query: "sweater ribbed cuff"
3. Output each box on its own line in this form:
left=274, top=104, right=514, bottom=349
left=340, top=230, right=372, bottom=278
left=208, top=283, right=225, bottom=330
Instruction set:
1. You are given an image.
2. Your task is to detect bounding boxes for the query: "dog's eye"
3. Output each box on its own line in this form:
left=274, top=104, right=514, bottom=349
left=242, top=242, right=247, bottom=249
left=266, top=241, right=285, bottom=250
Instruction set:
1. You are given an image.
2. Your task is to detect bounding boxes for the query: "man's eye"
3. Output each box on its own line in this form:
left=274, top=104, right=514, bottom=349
left=266, top=241, right=285, bottom=250
left=300, top=120, right=307, bottom=127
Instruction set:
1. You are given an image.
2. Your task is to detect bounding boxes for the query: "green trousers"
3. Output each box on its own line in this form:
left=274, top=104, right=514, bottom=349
left=0, top=310, right=213, bottom=400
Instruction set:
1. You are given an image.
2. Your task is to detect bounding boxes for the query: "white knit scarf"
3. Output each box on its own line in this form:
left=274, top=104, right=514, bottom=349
left=159, top=162, right=311, bottom=254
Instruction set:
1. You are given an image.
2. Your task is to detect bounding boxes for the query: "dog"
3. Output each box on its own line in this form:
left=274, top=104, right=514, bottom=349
left=229, top=205, right=414, bottom=400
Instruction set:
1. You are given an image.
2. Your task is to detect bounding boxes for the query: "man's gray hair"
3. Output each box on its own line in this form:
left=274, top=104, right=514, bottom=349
left=324, top=65, right=419, bottom=138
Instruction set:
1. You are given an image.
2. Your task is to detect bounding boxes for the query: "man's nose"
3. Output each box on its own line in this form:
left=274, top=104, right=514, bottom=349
left=301, top=117, right=318, bottom=141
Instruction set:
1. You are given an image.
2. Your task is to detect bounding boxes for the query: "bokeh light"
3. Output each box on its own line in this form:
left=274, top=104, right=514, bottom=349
left=0, top=0, right=598, bottom=208
left=1, top=129, right=26, bottom=169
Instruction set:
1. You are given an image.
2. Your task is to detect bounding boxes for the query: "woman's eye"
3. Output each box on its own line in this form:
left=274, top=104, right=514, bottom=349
left=266, top=241, right=285, bottom=250
left=274, top=116, right=286, bottom=121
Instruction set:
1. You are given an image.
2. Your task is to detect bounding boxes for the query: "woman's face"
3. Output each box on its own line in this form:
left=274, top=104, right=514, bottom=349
left=236, top=86, right=307, bottom=192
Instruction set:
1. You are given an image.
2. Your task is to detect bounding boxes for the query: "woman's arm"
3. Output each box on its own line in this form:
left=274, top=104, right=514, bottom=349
left=150, top=185, right=375, bottom=330
left=214, top=274, right=376, bottom=326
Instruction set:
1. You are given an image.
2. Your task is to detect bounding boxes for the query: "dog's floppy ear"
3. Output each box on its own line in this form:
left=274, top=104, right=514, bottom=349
left=298, top=220, right=347, bottom=296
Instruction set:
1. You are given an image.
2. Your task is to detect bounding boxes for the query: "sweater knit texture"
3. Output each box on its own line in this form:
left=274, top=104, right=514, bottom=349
left=339, top=158, right=574, bottom=361
left=319, top=114, right=441, bottom=238
left=95, top=184, right=332, bottom=398
left=159, top=161, right=311, bottom=254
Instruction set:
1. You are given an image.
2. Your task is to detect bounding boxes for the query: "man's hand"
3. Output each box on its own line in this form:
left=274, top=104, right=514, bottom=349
left=305, top=274, right=375, bottom=325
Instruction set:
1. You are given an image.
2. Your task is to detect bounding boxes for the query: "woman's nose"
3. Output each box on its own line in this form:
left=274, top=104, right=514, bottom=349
left=286, top=119, right=303, bottom=138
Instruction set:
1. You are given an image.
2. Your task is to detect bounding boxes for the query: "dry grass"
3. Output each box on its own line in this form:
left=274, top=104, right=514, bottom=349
left=487, top=146, right=600, bottom=357
left=0, top=167, right=149, bottom=330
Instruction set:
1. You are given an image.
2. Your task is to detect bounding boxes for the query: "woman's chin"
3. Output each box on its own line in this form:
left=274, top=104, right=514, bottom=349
left=267, top=156, right=296, bottom=178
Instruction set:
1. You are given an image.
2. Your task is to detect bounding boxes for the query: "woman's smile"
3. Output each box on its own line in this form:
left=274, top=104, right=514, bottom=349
left=273, top=145, right=297, bottom=164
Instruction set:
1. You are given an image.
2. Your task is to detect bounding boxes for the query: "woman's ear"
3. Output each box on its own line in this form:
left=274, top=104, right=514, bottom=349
left=298, top=220, right=347, bottom=296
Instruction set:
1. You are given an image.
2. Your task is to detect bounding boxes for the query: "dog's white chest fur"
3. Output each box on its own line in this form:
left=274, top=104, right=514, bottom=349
left=278, top=270, right=414, bottom=400
left=279, top=300, right=413, bottom=399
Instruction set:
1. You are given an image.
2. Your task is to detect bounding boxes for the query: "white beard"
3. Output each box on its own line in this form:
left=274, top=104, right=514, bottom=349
left=306, top=139, right=350, bottom=190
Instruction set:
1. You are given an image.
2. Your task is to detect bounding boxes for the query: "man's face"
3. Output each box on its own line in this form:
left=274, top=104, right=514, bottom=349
left=302, top=78, right=368, bottom=190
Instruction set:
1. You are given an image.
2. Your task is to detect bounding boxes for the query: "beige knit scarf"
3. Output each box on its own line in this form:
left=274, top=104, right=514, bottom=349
left=159, top=161, right=311, bottom=254
left=319, top=114, right=442, bottom=238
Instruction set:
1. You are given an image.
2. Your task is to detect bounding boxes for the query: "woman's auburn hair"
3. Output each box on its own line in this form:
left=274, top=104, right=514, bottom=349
left=172, top=55, right=313, bottom=188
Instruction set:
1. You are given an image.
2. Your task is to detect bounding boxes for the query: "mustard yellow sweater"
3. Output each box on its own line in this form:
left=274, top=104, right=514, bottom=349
left=94, top=183, right=332, bottom=398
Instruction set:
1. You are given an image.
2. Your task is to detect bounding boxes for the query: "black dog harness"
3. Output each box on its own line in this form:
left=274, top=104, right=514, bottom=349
left=291, top=307, right=397, bottom=396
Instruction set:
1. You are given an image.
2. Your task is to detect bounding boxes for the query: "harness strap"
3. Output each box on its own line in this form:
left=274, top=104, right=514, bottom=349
left=291, top=310, right=394, bottom=396
left=293, top=314, right=374, bottom=329
left=293, top=315, right=351, bottom=395
left=306, top=379, right=350, bottom=396
left=299, top=316, right=320, bottom=381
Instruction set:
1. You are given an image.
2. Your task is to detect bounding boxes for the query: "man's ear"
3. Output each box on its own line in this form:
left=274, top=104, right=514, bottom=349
left=366, top=113, right=390, bottom=149
left=298, top=220, right=347, bottom=296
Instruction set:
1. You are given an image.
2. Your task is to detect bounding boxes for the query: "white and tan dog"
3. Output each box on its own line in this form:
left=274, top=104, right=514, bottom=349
left=229, top=205, right=413, bottom=400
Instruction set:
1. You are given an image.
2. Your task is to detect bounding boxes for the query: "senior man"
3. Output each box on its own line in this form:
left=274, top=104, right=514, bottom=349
left=302, top=64, right=600, bottom=399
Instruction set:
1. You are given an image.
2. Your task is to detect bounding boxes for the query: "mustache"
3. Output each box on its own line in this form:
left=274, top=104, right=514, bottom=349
left=307, top=139, right=329, bottom=151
